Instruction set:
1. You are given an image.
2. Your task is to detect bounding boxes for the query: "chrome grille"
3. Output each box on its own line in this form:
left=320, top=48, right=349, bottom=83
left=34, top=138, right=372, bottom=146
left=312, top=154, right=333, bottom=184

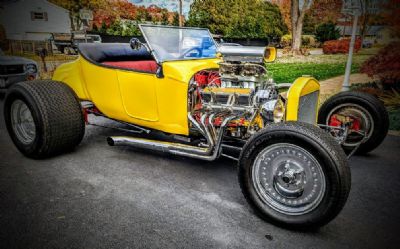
left=0, top=65, right=24, bottom=75
left=298, top=91, right=319, bottom=124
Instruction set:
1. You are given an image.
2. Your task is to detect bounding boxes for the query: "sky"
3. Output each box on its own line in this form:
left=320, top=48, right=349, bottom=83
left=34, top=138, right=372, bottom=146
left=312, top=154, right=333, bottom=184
left=128, top=0, right=194, bottom=16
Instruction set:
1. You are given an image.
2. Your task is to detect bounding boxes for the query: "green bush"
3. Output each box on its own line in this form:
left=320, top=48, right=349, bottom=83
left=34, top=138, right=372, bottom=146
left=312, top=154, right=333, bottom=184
left=315, top=22, right=340, bottom=43
left=280, top=34, right=292, bottom=47
left=280, top=34, right=317, bottom=48
left=302, top=35, right=317, bottom=48
left=389, top=109, right=400, bottom=130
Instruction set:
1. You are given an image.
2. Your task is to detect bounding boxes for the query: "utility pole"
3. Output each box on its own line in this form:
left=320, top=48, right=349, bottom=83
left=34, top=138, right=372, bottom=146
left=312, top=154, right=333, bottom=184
left=179, top=0, right=183, bottom=27
left=342, top=13, right=359, bottom=91
left=341, top=0, right=362, bottom=91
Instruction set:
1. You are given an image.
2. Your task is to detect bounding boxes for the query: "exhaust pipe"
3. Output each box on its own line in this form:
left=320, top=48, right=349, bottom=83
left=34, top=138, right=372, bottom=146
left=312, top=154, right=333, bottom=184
left=107, top=115, right=235, bottom=161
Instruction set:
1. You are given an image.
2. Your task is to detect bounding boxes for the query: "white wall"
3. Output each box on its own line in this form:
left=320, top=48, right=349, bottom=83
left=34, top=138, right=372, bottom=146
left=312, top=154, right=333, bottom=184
left=0, top=0, right=70, bottom=41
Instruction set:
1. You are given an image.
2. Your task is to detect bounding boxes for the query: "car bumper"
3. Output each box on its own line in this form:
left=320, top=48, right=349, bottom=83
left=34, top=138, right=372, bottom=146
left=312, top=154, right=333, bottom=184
left=0, top=73, right=37, bottom=89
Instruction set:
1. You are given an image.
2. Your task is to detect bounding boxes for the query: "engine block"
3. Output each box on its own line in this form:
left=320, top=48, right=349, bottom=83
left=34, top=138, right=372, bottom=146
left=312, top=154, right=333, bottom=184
left=188, top=47, right=281, bottom=139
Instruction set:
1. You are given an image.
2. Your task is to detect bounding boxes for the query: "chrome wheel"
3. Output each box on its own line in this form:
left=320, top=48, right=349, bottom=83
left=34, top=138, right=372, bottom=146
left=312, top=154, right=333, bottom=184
left=326, top=103, right=374, bottom=147
left=252, top=143, right=326, bottom=215
left=10, top=99, right=36, bottom=144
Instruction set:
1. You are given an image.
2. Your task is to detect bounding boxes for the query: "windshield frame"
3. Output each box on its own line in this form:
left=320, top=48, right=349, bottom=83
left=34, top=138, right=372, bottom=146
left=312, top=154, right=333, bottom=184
left=139, top=24, right=218, bottom=63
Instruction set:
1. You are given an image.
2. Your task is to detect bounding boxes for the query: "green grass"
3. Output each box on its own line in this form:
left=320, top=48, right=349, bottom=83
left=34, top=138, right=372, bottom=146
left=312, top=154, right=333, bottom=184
left=267, top=62, right=360, bottom=83
left=268, top=49, right=376, bottom=83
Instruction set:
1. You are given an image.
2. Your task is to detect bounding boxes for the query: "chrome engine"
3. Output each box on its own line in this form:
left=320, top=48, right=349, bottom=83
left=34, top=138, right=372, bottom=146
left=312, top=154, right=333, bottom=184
left=189, top=47, right=284, bottom=140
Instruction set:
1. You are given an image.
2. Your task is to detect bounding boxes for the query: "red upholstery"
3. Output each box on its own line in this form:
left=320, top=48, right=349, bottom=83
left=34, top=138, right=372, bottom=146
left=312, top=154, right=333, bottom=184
left=102, top=60, right=158, bottom=73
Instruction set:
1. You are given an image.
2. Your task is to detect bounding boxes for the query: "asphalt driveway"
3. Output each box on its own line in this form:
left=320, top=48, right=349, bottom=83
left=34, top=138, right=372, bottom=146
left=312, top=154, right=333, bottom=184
left=0, top=97, right=399, bottom=249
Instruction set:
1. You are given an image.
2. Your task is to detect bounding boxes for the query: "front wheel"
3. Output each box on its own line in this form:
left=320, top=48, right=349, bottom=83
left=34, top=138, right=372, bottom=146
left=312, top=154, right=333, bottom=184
left=238, top=122, right=351, bottom=229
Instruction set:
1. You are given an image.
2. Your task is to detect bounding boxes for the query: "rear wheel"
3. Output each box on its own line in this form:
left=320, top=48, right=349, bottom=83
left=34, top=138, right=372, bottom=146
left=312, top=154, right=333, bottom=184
left=4, top=80, right=85, bottom=158
left=238, top=122, right=350, bottom=229
left=318, top=91, right=389, bottom=154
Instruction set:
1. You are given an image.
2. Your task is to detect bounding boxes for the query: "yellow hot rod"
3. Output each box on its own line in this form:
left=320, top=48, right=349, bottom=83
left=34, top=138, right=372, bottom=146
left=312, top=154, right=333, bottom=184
left=4, top=25, right=388, bottom=229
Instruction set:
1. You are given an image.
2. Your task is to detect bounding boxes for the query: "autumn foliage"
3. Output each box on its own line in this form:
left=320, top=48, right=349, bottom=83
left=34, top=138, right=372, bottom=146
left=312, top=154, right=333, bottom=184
left=322, top=39, right=361, bottom=54
left=361, top=42, right=400, bottom=87
left=92, top=0, right=173, bottom=29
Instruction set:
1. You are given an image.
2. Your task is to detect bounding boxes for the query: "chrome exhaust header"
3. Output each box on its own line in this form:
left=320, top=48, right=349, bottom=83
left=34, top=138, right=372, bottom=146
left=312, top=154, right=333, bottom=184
left=107, top=113, right=235, bottom=161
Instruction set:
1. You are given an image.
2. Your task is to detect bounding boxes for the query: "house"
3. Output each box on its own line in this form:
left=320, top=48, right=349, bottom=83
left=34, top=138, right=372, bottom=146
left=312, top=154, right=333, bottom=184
left=336, top=22, right=398, bottom=45
left=0, top=0, right=70, bottom=41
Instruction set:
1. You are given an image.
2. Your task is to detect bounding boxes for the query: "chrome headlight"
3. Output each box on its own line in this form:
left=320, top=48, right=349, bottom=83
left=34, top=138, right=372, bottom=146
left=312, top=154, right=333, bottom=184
left=261, top=98, right=285, bottom=123
left=273, top=98, right=285, bottom=123
left=26, top=64, right=37, bottom=74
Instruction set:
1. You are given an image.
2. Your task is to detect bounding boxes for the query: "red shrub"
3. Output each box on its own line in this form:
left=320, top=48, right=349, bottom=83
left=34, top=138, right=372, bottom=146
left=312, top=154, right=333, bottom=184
left=322, top=38, right=361, bottom=54
left=361, top=42, right=400, bottom=87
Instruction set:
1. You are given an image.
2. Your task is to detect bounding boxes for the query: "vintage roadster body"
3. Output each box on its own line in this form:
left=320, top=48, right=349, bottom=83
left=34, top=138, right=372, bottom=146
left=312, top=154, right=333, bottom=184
left=3, top=25, right=389, bottom=229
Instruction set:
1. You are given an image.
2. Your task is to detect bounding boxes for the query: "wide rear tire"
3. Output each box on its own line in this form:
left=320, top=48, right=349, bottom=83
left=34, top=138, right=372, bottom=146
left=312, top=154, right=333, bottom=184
left=4, top=80, right=85, bottom=159
left=238, top=122, right=350, bottom=229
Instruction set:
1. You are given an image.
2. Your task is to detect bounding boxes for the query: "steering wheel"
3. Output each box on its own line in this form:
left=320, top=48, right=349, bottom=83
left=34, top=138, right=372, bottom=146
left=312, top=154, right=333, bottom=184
left=180, top=47, right=203, bottom=58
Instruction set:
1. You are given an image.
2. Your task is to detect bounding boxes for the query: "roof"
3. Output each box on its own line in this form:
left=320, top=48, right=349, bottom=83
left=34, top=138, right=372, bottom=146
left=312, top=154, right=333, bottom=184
left=0, top=0, right=69, bottom=13
left=336, top=25, right=385, bottom=36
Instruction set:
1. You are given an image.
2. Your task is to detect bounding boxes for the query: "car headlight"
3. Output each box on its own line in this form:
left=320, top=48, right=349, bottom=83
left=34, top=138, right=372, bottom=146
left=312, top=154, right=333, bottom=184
left=273, top=98, right=285, bottom=123
left=26, top=64, right=37, bottom=74
left=261, top=98, right=285, bottom=123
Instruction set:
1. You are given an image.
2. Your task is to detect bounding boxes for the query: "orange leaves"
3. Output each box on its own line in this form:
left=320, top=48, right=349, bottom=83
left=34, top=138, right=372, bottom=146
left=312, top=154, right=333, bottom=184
left=322, top=39, right=361, bottom=54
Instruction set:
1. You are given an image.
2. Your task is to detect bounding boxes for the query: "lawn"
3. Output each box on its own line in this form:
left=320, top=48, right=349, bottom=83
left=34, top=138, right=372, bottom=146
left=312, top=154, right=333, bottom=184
left=267, top=49, right=377, bottom=83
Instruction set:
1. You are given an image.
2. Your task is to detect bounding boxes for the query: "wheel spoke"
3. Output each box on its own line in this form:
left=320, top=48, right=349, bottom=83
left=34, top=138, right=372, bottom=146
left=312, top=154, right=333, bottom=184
left=10, top=100, right=36, bottom=144
left=252, top=143, right=326, bottom=215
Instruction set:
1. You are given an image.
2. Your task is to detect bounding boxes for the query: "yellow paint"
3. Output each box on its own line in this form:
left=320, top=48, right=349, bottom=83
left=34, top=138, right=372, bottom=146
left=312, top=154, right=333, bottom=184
left=286, top=77, right=320, bottom=122
left=264, top=47, right=277, bottom=63
left=52, top=59, right=89, bottom=99
left=52, top=56, right=221, bottom=135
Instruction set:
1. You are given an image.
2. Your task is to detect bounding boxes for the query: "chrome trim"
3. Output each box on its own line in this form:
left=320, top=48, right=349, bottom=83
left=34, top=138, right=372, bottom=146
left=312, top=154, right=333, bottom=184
left=108, top=115, right=236, bottom=161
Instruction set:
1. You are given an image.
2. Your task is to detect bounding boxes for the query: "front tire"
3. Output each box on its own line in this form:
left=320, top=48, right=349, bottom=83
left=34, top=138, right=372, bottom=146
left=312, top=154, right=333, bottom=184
left=238, top=122, right=350, bottom=229
left=4, top=80, right=85, bottom=158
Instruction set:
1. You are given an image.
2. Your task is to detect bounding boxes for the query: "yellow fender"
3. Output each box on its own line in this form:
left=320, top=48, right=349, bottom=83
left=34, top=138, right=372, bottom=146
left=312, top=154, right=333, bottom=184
left=286, top=77, right=320, bottom=124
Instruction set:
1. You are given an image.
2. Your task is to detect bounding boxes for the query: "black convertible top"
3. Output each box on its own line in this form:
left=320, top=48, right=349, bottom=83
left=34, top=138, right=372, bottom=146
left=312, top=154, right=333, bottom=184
left=78, top=43, right=153, bottom=64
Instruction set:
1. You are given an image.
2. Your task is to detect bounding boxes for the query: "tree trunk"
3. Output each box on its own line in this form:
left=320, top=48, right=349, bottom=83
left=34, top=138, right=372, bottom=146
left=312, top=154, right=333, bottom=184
left=291, top=0, right=311, bottom=55
left=69, top=15, right=75, bottom=31
left=292, top=20, right=304, bottom=55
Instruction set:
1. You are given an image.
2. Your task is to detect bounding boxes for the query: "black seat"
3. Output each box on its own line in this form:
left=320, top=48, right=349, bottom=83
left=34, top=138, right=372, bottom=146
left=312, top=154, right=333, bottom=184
left=78, top=43, right=154, bottom=64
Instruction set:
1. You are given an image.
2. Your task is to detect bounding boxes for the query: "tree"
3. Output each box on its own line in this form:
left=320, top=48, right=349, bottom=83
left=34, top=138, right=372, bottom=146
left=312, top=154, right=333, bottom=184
left=290, top=0, right=312, bottom=55
left=360, top=1, right=400, bottom=86
left=90, top=1, right=174, bottom=33
left=172, top=12, right=180, bottom=26
left=315, top=22, right=340, bottom=42
left=272, top=0, right=291, bottom=31
left=187, top=0, right=287, bottom=40
left=303, top=0, right=343, bottom=35
left=383, top=0, right=400, bottom=37
left=49, top=0, right=105, bottom=30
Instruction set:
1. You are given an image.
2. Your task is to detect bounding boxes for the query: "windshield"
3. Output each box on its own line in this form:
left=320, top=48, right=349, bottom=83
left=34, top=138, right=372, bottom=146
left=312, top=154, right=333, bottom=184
left=139, top=25, right=217, bottom=62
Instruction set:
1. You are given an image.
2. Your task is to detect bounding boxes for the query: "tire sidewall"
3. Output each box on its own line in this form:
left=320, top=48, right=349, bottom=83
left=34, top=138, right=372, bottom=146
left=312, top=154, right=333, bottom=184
left=318, top=92, right=388, bottom=154
left=4, top=84, right=44, bottom=157
left=239, top=127, right=343, bottom=228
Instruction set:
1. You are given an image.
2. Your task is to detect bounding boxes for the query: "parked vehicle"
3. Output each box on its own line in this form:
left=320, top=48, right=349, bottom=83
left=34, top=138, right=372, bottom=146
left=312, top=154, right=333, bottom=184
left=3, top=25, right=388, bottom=229
left=87, top=34, right=102, bottom=43
left=0, top=48, right=38, bottom=89
left=51, top=32, right=94, bottom=55
left=362, top=39, right=373, bottom=48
